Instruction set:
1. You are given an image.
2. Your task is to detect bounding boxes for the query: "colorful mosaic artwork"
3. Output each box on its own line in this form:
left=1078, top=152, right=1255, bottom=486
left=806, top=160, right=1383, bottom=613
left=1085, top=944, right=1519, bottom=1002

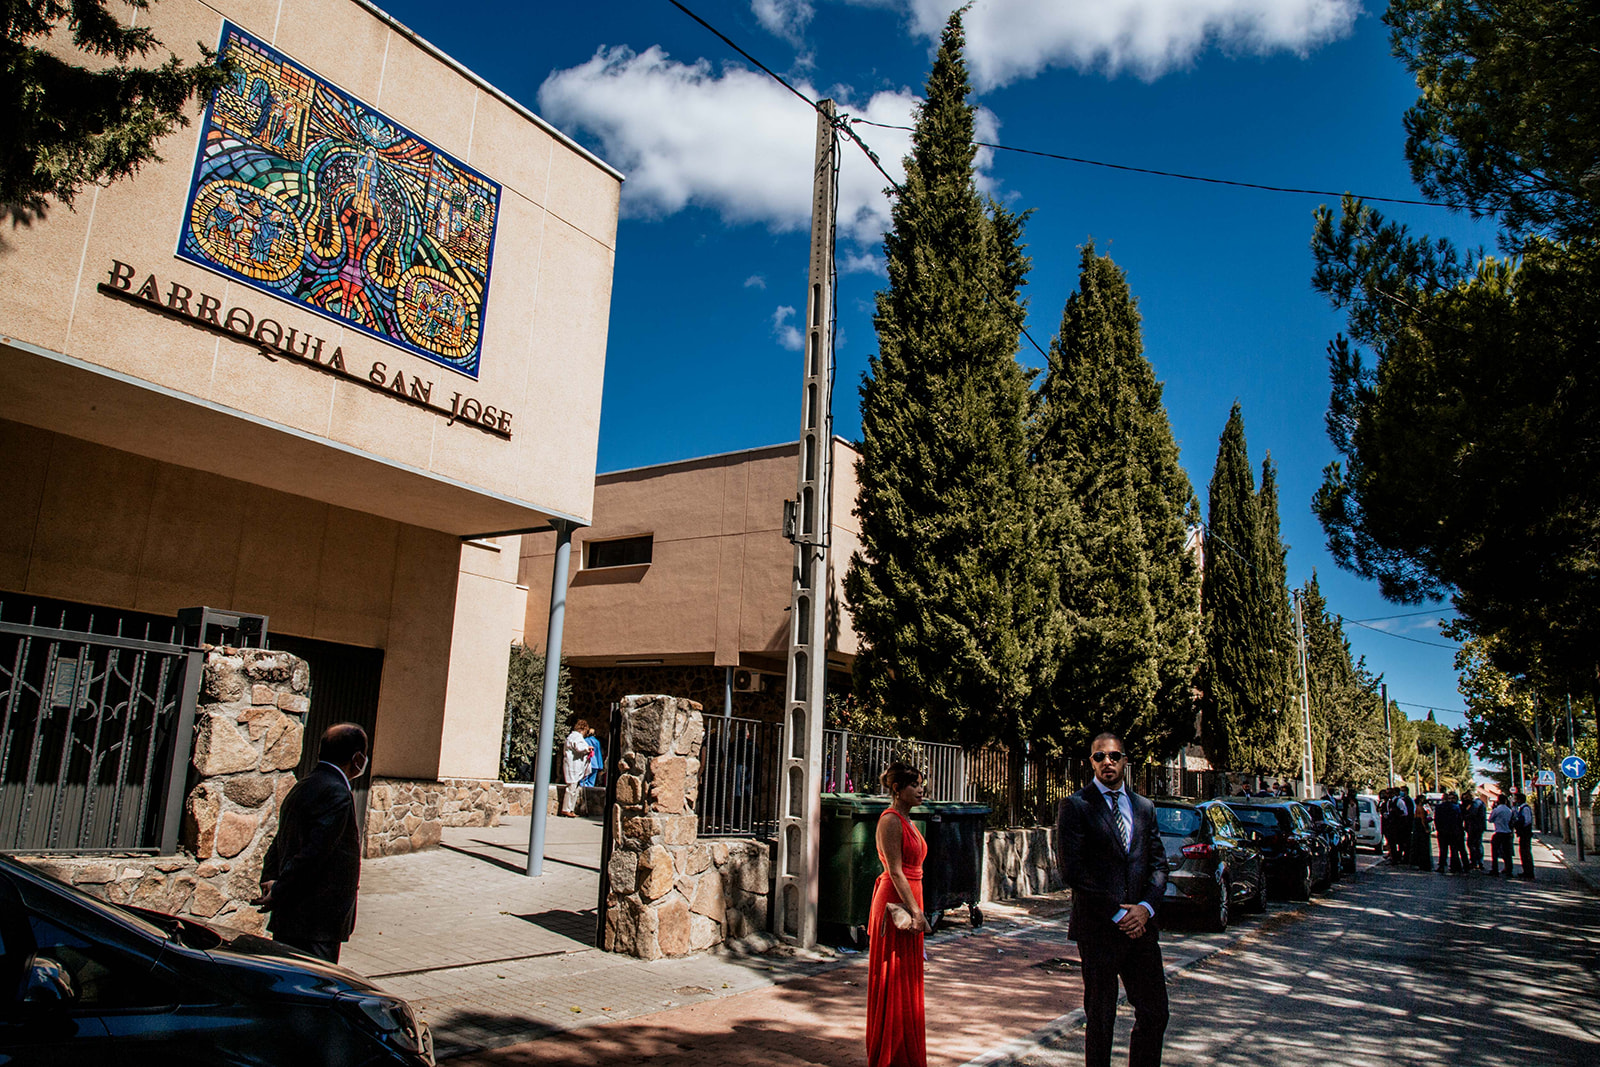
left=178, top=23, right=500, bottom=377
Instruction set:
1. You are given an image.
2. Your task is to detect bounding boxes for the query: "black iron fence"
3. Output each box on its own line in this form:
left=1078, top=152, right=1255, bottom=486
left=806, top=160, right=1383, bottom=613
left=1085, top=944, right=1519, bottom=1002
left=697, top=714, right=783, bottom=838
left=822, top=730, right=965, bottom=801
left=0, top=597, right=201, bottom=853
left=963, top=747, right=1076, bottom=828
left=1133, top=763, right=1228, bottom=800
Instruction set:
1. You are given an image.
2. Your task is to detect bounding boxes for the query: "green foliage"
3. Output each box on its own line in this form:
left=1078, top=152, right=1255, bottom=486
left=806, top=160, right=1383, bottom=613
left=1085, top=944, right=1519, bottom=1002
left=1312, top=3, right=1600, bottom=714
left=846, top=10, right=1055, bottom=750
left=500, top=643, right=569, bottom=782
left=1033, top=243, right=1202, bottom=761
left=1387, top=0, right=1600, bottom=247
left=1199, top=405, right=1297, bottom=775
left=1412, top=714, right=1471, bottom=790
left=1297, top=575, right=1388, bottom=788
left=2, top=1, right=230, bottom=224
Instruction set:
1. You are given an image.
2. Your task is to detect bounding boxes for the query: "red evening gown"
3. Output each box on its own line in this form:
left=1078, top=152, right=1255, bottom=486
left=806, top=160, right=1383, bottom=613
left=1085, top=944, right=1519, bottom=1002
left=866, top=809, right=927, bottom=1067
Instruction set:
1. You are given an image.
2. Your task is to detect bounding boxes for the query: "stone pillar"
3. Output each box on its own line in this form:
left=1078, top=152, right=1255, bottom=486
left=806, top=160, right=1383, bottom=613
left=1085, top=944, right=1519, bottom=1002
left=25, top=647, right=309, bottom=932
left=604, top=696, right=705, bottom=959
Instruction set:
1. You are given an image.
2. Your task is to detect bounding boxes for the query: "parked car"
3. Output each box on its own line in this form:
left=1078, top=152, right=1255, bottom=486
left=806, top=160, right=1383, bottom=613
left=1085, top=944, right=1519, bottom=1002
left=1221, top=798, right=1335, bottom=900
left=1153, top=797, right=1265, bottom=932
left=1307, top=799, right=1357, bottom=874
left=0, top=856, right=433, bottom=1066
left=1354, top=795, right=1383, bottom=853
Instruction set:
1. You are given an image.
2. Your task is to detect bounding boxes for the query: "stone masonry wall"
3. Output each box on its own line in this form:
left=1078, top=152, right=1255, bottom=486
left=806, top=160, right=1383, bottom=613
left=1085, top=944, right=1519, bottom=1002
left=603, top=695, right=770, bottom=959
left=363, top=779, right=604, bottom=857
left=981, top=827, right=1062, bottom=902
left=22, top=647, right=309, bottom=933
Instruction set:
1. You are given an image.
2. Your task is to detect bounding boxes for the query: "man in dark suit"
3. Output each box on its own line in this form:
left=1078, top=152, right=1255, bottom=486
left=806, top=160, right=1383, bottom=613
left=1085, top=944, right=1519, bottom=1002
left=1056, top=732, right=1170, bottom=1067
left=257, top=722, right=368, bottom=963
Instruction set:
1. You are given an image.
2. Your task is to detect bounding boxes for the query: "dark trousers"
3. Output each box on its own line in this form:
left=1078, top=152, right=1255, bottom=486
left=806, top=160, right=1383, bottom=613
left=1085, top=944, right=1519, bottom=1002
left=1490, top=832, right=1513, bottom=874
left=1079, top=932, right=1169, bottom=1067
left=1517, top=831, right=1535, bottom=878
left=1437, top=834, right=1467, bottom=872
left=274, top=934, right=342, bottom=964
left=1466, top=831, right=1483, bottom=868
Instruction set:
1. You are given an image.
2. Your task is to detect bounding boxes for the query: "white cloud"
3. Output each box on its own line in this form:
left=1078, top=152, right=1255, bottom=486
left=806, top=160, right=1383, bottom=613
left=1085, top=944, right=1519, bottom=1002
left=745, top=274, right=768, bottom=288
left=753, top=0, right=815, bottom=44
left=539, top=47, right=995, bottom=242
left=772, top=305, right=805, bottom=350
left=840, top=250, right=886, bottom=276
left=890, top=0, right=1360, bottom=88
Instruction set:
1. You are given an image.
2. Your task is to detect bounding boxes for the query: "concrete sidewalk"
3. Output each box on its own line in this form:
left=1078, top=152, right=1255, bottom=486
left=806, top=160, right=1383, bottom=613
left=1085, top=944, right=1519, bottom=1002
left=1536, top=827, right=1600, bottom=893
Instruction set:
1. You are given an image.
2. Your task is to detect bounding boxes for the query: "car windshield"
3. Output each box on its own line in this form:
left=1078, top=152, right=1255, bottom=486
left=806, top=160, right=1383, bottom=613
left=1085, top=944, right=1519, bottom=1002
left=5, top=860, right=173, bottom=945
left=1229, top=806, right=1285, bottom=831
left=1155, top=806, right=1203, bottom=835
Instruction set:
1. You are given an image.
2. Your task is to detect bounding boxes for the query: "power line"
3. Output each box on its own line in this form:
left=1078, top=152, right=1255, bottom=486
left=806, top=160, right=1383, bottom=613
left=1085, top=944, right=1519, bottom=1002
left=1349, top=608, right=1457, bottom=623
left=1394, top=699, right=1468, bottom=717
left=665, top=1, right=818, bottom=111
left=849, top=118, right=1464, bottom=209
left=1345, top=617, right=1460, bottom=650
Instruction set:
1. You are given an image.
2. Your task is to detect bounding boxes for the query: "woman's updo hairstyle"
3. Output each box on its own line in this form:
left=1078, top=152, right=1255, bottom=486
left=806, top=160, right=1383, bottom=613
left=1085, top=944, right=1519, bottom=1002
left=880, top=761, right=921, bottom=795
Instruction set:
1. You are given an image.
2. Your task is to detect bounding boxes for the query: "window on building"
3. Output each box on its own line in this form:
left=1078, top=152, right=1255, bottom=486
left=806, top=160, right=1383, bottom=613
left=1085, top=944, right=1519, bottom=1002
left=586, top=535, right=653, bottom=569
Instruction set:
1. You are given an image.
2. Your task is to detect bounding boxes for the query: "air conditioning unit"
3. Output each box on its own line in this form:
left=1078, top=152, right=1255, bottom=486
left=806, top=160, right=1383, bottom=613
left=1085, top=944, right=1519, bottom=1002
left=733, top=669, right=770, bottom=693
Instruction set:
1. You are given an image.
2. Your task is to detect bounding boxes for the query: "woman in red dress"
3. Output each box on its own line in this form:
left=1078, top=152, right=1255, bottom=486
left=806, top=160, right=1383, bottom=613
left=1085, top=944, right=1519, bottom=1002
left=866, top=761, right=930, bottom=1067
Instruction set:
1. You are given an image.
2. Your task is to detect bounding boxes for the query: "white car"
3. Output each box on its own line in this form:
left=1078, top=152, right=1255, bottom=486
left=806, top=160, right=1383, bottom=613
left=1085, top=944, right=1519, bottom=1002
left=1355, top=795, right=1383, bottom=852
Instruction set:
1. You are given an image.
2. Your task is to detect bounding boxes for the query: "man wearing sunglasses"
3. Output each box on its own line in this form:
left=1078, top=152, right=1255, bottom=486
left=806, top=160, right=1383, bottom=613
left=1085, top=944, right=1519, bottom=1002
left=1056, top=732, right=1169, bottom=1067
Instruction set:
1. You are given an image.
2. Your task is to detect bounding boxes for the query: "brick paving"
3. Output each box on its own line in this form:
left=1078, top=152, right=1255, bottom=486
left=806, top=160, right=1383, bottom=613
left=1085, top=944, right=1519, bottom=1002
left=347, top=816, right=1278, bottom=1064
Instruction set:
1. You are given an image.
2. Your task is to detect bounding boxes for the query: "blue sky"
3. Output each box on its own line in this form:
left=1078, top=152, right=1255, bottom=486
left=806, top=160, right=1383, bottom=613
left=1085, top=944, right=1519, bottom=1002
left=375, top=0, right=1499, bottom=745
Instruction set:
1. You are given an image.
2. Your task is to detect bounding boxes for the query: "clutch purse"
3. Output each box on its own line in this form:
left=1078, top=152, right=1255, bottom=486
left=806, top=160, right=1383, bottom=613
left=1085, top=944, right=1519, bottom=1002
left=885, top=903, right=920, bottom=932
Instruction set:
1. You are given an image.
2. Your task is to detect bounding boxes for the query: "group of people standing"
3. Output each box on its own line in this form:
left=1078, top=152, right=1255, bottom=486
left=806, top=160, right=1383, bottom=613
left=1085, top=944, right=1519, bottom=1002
left=1378, top=785, right=1535, bottom=879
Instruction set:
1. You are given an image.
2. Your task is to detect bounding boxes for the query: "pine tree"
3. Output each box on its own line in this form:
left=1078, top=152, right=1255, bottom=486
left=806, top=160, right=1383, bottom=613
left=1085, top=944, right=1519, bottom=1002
left=845, top=10, right=1051, bottom=750
left=1035, top=244, right=1201, bottom=760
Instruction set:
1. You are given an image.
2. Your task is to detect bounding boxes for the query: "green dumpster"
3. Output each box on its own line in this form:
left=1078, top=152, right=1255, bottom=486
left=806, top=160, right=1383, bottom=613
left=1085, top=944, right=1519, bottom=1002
left=818, top=793, right=889, bottom=943
left=917, top=801, right=990, bottom=928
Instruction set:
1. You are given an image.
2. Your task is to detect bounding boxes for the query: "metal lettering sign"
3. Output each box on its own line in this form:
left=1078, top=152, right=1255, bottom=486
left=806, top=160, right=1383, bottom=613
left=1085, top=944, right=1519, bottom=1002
left=178, top=23, right=501, bottom=379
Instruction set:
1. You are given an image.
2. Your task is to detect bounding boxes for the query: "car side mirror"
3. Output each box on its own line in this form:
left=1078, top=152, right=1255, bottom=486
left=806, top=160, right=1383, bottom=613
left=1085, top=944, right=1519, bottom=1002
left=21, top=957, right=76, bottom=1005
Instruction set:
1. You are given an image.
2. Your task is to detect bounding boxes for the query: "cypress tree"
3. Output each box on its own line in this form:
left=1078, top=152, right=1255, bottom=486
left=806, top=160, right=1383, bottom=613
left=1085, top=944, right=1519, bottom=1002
left=1035, top=245, right=1201, bottom=759
left=1200, top=404, right=1294, bottom=776
left=845, top=10, right=1050, bottom=750
left=1255, top=456, right=1302, bottom=776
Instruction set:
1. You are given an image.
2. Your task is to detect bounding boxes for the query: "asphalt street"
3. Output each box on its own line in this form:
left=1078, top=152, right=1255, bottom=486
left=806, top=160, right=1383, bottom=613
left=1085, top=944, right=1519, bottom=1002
left=1002, top=850, right=1600, bottom=1066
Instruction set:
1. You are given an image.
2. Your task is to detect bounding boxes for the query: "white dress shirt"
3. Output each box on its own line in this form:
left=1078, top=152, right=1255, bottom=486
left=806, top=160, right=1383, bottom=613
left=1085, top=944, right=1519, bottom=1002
left=1093, top=778, right=1155, bottom=920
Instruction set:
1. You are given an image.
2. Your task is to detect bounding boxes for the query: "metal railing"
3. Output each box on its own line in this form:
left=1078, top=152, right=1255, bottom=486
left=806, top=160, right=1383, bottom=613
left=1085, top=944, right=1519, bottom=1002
left=697, top=714, right=783, bottom=838
left=821, top=730, right=965, bottom=802
left=964, top=746, right=1079, bottom=827
left=0, top=598, right=201, bottom=853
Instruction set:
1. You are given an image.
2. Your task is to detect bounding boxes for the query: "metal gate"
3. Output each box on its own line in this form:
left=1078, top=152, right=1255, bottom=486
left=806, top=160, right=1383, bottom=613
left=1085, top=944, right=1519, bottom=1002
left=267, top=633, right=384, bottom=820
left=0, top=597, right=200, bottom=854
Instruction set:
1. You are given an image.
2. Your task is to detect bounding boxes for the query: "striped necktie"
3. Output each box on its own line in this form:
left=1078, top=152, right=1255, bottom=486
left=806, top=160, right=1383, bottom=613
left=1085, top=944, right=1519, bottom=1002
left=1108, top=790, right=1128, bottom=846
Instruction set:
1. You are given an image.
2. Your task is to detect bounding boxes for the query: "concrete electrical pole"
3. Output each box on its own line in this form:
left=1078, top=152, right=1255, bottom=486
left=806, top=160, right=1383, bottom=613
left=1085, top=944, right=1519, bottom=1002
left=1293, top=591, right=1314, bottom=796
left=1382, top=683, right=1394, bottom=788
left=774, top=100, right=838, bottom=947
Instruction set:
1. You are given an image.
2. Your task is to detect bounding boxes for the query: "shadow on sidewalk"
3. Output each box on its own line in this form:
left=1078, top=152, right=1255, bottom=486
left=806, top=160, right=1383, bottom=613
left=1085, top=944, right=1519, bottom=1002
left=510, top=908, right=600, bottom=943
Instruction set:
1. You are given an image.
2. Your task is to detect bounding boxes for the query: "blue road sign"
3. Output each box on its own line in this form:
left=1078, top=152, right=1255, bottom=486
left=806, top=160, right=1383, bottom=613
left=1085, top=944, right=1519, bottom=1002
left=1561, top=754, right=1589, bottom=780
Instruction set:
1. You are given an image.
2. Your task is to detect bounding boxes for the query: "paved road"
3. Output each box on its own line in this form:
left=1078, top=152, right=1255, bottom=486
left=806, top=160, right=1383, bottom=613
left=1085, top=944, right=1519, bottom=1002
left=1003, top=848, right=1600, bottom=1066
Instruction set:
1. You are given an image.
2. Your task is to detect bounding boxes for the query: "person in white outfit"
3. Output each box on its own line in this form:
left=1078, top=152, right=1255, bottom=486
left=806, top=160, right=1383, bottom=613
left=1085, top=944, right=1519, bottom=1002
left=561, top=720, right=593, bottom=817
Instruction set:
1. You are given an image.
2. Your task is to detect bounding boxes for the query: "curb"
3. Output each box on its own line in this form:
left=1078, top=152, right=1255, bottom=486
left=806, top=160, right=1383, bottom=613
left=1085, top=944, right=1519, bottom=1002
left=1538, top=833, right=1600, bottom=895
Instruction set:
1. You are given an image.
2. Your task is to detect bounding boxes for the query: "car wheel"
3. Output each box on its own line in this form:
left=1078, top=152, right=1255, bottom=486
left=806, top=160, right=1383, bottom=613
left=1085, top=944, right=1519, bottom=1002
left=1203, top=869, right=1230, bottom=932
left=1291, top=860, right=1313, bottom=900
left=1243, top=874, right=1266, bottom=913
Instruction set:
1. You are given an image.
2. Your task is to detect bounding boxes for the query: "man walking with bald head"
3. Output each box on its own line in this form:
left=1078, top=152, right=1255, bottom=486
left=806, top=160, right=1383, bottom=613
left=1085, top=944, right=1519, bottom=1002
left=257, top=722, right=369, bottom=963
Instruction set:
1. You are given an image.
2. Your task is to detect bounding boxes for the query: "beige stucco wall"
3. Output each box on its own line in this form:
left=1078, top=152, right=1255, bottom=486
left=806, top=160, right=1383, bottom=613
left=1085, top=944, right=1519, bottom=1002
left=520, top=439, right=862, bottom=668
left=0, top=418, right=469, bottom=779
left=0, top=0, right=619, bottom=535
left=437, top=537, right=527, bottom=779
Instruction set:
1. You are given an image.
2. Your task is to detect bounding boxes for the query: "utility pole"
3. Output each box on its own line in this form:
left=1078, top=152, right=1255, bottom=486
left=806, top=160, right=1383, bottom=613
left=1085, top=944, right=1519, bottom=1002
left=1432, top=745, right=1439, bottom=793
left=774, top=100, right=838, bottom=947
left=1568, top=694, right=1585, bottom=861
left=1382, top=683, right=1394, bottom=788
left=1293, top=591, right=1314, bottom=796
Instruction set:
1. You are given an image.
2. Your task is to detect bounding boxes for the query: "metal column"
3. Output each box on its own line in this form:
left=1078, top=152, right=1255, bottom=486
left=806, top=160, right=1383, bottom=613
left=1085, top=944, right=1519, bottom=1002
left=527, top=521, right=574, bottom=877
left=774, top=100, right=838, bottom=947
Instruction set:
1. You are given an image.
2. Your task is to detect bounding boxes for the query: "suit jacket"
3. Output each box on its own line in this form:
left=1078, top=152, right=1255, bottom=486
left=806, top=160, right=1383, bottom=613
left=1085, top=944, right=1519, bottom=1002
left=261, top=763, right=361, bottom=943
left=1056, top=782, right=1168, bottom=944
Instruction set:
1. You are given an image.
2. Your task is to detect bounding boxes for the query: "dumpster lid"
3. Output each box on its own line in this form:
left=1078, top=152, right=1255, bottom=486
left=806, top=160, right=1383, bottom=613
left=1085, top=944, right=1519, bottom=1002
left=821, top=792, right=892, bottom=813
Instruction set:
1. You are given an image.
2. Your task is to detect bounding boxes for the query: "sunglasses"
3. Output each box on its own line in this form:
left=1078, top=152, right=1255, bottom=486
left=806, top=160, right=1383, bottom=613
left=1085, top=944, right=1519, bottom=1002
left=1091, top=751, right=1125, bottom=763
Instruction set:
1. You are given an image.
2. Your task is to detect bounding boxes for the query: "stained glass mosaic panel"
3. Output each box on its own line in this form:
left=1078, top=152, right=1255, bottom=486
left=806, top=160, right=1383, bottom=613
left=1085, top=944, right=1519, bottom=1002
left=178, top=23, right=501, bottom=378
